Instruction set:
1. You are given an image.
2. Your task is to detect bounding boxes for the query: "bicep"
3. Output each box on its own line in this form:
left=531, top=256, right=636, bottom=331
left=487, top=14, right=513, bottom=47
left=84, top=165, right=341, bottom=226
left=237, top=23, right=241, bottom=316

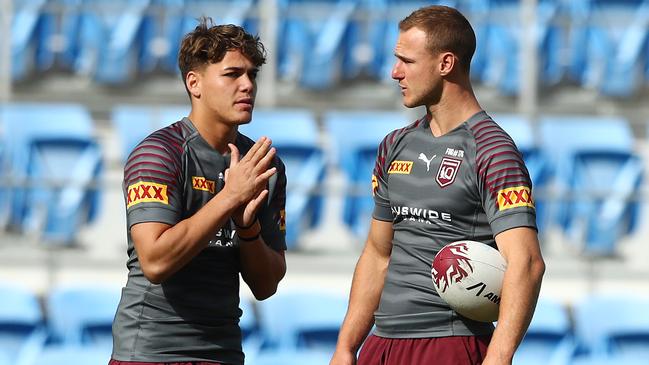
left=366, top=218, right=394, bottom=258
left=494, top=227, right=542, bottom=263
left=130, top=222, right=172, bottom=260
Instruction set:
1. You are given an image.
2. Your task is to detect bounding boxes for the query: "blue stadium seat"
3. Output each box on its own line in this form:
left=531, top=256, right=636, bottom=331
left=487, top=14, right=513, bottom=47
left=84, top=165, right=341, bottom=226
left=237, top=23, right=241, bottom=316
left=74, top=0, right=150, bottom=84
left=10, top=0, right=49, bottom=80
left=324, top=110, right=406, bottom=238
left=495, top=114, right=551, bottom=232
left=277, top=0, right=359, bottom=89
left=0, top=103, right=103, bottom=244
left=539, top=116, right=641, bottom=256
left=573, top=294, right=649, bottom=360
left=256, top=291, right=347, bottom=351
left=111, top=104, right=189, bottom=163
left=0, top=284, right=46, bottom=365
left=27, top=345, right=111, bottom=365
left=515, top=298, right=575, bottom=365
left=152, top=0, right=259, bottom=74
left=478, top=0, right=564, bottom=95
left=566, top=0, right=649, bottom=97
left=239, top=108, right=326, bottom=249
left=45, top=285, right=120, bottom=348
left=248, top=349, right=332, bottom=365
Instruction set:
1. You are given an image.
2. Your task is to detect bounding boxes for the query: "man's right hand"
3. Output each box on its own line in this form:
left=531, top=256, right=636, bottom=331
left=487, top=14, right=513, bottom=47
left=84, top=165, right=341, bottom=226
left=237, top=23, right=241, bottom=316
left=223, top=137, right=277, bottom=214
left=330, top=349, right=357, bottom=365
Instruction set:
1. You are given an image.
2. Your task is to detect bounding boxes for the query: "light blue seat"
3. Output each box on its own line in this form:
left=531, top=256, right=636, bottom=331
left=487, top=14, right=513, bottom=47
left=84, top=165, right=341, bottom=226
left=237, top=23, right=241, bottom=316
left=74, top=0, right=150, bottom=84
left=0, top=284, right=47, bottom=365
left=539, top=116, right=641, bottom=256
left=0, top=103, right=103, bottom=244
left=566, top=0, right=649, bottom=97
left=111, top=104, right=189, bottom=163
left=27, top=345, right=111, bottom=365
left=573, top=294, right=649, bottom=360
left=45, top=285, right=121, bottom=348
left=239, top=108, right=326, bottom=249
left=515, top=298, right=575, bottom=365
left=277, top=0, right=359, bottom=89
left=324, top=110, right=406, bottom=238
left=151, top=0, right=258, bottom=74
left=256, top=291, right=347, bottom=351
left=479, top=0, right=564, bottom=95
left=496, top=114, right=551, bottom=232
left=10, top=0, right=49, bottom=80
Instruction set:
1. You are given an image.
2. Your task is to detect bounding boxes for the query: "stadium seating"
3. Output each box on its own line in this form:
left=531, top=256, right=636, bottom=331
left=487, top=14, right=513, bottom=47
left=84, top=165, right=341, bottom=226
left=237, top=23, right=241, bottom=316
left=515, top=298, right=575, bottom=365
left=477, top=0, right=565, bottom=95
left=573, top=294, right=649, bottom=360
left=323, top=110, right=406, bottom=238
left=10, top=0, right=49, bottom=81
left=111, top=104, right=189, bottom=162
left=566, top=0, right=649, bottom=97
left=0, top=284, right=46, bottom=365
left=240, top=108, right=326, bottom=249
left=277, top=0, right=359, bottom=89
left=0, top=103, right=103, bottom=244
left=538, top=116, right=642, bottom=256
left=45, top=285, right=121, bottom=347
left=256, top=290, right=347, bottom=351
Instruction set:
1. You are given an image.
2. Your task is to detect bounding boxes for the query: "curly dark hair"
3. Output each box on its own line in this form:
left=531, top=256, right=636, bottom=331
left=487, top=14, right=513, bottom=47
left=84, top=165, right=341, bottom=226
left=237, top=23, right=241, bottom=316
left=178, top=17, right=267, bottom=93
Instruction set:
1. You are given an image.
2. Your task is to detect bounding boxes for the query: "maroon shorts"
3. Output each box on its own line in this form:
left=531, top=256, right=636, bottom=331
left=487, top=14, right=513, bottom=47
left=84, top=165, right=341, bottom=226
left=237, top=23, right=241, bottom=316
left=109, top=359, right=223, bottom=365
left=357, top=334, right=491, bottom=365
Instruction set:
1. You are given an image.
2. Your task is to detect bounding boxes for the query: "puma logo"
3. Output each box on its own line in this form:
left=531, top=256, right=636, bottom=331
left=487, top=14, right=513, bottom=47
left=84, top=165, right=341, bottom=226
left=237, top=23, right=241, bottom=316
left=418, top=153, right=437, bottom=172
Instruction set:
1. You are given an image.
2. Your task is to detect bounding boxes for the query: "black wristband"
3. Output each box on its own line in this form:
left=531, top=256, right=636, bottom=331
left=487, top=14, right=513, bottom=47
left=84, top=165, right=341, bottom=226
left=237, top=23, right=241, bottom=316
left=234, top=219, right=257, bottom=230
left=238, top=232, right=261, bottom=242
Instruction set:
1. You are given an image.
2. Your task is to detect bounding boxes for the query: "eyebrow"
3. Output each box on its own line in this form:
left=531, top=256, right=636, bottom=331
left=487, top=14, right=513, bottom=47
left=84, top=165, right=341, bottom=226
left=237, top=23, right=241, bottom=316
left=222, top=66, right=259, bottom=73
left=394, top=53, right=415, bottom=63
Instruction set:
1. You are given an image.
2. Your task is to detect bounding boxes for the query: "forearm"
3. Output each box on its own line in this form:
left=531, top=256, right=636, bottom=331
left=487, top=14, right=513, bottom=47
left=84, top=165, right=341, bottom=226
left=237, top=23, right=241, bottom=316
left=239, top=221, right=286, bottom=300
left=136, top=191, right=241, bottom=283
left=486, top=255, right=545, bottom=362
left=336, top=246, right=389, bottom=353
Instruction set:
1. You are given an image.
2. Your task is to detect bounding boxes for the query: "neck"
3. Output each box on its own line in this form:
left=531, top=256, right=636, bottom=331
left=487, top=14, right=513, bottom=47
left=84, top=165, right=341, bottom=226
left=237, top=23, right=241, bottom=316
left=188, top=107, right=237, bottom=153
left=427, top=81, right=482, bottom=137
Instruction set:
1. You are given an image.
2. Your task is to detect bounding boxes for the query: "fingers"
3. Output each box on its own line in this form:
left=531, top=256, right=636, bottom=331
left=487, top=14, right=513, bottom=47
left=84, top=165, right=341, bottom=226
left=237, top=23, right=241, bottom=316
left=245, top=137, right=273, bottom=165
left=255, top=167, right=277, bottom=186
left=253, top=147, right=276, bottom=174
left=228, top=144, right=240, bottom=166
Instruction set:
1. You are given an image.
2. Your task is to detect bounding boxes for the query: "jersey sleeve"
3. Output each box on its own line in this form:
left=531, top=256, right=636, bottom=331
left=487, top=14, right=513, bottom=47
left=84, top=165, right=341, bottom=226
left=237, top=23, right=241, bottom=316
left=372, top=133, right=393, bottom=222
left=256, top=156, right=287, bottom=251
left=475, top=127, right=537, bottom=236
left=123, top=135, right=184, bottom=229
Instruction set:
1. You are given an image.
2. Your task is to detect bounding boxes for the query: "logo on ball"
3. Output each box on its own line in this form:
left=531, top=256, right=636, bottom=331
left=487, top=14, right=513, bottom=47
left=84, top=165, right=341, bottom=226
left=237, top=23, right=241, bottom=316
left=431, top=242, right=473, bottom=293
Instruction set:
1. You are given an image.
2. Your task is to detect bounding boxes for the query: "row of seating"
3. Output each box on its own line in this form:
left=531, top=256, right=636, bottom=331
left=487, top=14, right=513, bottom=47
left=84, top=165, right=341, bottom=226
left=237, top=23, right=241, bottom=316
left=1, top=283, right=647, bottom=365
left=0, top=102, right=645, bottom=253
left=11, top=0, right=649, bottom=95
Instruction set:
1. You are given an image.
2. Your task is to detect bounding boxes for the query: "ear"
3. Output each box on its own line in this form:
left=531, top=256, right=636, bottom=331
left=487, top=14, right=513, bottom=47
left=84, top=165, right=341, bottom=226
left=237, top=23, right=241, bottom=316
left=438, top=52, right=456, bottom=76
left=186, top=70, right=201, bottom=98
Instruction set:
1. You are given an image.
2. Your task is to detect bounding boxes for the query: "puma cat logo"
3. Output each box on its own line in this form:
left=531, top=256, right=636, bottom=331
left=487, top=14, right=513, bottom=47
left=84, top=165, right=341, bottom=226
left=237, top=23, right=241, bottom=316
left=418, top=153, right=437, bottom=172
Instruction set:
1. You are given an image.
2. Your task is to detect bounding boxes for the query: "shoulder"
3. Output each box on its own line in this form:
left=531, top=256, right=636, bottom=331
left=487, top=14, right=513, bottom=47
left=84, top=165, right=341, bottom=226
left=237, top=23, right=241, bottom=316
left=465, top=117, right=522, bottom=161
left=378, top=116, right=426, bottom=155
left=124, top=122, right=187, bottom=174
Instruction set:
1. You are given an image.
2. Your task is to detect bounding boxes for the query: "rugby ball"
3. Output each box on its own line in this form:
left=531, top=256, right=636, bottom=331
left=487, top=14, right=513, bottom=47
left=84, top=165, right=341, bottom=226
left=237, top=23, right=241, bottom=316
left=431, top=240, right=506, bottom=322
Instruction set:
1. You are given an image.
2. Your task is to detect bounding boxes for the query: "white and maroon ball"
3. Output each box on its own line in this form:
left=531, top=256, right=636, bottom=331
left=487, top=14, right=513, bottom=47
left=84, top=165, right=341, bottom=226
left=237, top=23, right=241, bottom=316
left=431, top=240, right=506, bottom=322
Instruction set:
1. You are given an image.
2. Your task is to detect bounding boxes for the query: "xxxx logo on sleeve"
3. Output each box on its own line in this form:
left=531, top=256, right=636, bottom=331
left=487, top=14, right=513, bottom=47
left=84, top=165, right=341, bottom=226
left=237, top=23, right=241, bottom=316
left=497, top=186, right=534, bottom=211
left=127, top=181, right=169, bottom=208
left=192, top=176, right=215, bottom=194
left=388, top=160, right=413, bottom=174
